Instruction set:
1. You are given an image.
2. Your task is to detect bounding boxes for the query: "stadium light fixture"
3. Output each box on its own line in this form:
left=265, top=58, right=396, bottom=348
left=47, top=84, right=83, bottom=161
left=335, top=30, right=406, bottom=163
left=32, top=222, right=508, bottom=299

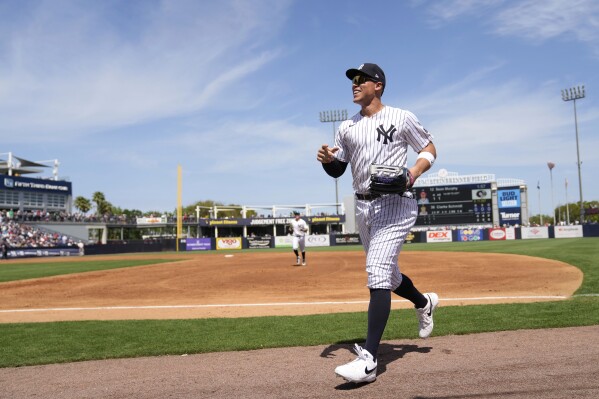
left=319, top=109, right=348, bottom=215
left=561, top=85, right=585, bottom=223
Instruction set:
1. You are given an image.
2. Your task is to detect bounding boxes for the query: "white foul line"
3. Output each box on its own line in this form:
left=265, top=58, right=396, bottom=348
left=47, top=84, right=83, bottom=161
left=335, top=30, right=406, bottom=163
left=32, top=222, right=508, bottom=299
left=0, top=295, right=575, bottom=314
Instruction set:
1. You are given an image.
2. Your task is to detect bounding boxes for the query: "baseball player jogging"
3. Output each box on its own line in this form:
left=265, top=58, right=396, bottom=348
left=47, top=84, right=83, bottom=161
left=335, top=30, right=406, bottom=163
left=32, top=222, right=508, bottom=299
left=316, top=63, right=439, bottom=384
left=289, top=211, right=308, bottom=265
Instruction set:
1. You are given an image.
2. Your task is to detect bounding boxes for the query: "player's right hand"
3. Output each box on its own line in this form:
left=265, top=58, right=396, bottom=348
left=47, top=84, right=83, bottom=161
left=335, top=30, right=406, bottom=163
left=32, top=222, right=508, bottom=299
left=317, top=144, right=339, bottom=164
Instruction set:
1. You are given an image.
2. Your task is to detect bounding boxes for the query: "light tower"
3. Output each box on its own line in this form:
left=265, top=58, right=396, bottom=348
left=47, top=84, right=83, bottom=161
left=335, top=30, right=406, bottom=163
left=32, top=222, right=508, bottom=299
left=561, top=85, right=585, bottom=223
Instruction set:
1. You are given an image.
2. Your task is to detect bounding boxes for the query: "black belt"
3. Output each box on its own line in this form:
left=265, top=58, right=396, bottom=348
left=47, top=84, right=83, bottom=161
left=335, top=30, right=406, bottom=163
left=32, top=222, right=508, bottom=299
left=355, top=193, right=381, bottom=201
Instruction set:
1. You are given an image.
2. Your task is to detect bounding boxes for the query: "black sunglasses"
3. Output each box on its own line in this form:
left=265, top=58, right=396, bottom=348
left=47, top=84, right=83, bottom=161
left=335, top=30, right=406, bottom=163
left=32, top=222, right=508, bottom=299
left=352, top=75, right=374, bottom=86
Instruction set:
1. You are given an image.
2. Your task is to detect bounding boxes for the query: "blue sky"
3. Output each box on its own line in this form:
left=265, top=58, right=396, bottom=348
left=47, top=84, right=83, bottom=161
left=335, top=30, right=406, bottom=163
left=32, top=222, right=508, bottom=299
left=1, top=0, right=597, bottom=217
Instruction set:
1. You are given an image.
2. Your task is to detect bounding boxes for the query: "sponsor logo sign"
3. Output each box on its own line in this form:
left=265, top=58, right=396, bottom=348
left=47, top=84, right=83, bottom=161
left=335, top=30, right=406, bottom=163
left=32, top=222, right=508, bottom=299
left=489, top=228, right=506, bottom=240
left=554, top=225, right=583, bottom=238
left=186, top=238, right=211, bottom=251
left=136, top=216, right=168, bottom=225
left=8, top=248, right=79, bottom=258
left=310, top=216, right=343, bottom=223
left=459, top=229, right=482, bottom=242
left=426, top=230, right=452, bottom=243
left=505, top=227, right=516, bottom=240
left=498, top=189, right=521, bottom=209
left=275, top=236, right=294, bottom=248
left=247, top=236, right=272, bottom=249
left=334, top=234, right=361, bottom=245
left=306, top=235, right=330, bottom=247
left=216, top=237, right=242, bottom=250
left=0, top=176, right=71, bottom=193
left=209, top=220, right=239, bottom=226
left=521, top=226, right=549, bottom=239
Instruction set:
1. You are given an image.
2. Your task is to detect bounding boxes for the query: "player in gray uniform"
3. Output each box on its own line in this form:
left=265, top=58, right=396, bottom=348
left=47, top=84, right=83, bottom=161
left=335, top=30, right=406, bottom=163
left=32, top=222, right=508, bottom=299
left=316, top=63, right=439, bottom=384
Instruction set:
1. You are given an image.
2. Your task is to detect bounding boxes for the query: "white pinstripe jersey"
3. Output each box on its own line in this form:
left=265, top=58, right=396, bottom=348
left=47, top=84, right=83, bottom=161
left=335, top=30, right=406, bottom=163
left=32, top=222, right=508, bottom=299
left=334, top=106, right=434, bottom=194
left=290, top=218, right=307, bottom=237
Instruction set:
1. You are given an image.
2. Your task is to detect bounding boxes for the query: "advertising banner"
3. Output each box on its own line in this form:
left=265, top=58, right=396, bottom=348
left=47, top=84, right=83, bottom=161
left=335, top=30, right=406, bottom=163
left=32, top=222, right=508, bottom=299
left=498, top=188, right=521, bottom=208
left=488, top=227, right=515, bottom=240
left=310, top=216, right=345, bottom=224
left=458, top=228, right=483, bottom=242
left=521, top=226, right=549, bottom=239
left=554, top=225, right=583, bottom=238
left=186, top=238, right=212, bottom=251
left=505, top=227, right=516, bottom=240
left=8, top=248, right=80, bottom=258
left=498, top=208, right=522, bottom=226
left=247, top=236, right=272, bottom=249
left=306, top=235, right=330, bottom=247
left=334, top=234, right=361, bottom=246
left=404, top=230, right=422, bottom=244
left=275, top=236, right=293, bottom=248
left=199, top=215, right=346, bottom=227
left=137, top=216, right=168, bottom=225
left=426, top=230, right=452, bottom=243
left=216, top=237, right=242, bottom=250
left=488, top=228, right=506, bottom=240
left=1, top=175, right=72, bottom=194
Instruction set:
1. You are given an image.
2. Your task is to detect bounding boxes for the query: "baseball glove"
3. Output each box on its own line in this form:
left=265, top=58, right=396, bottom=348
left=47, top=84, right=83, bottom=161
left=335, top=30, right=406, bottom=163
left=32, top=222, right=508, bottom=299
left=369, top=164, right=414, bottom=195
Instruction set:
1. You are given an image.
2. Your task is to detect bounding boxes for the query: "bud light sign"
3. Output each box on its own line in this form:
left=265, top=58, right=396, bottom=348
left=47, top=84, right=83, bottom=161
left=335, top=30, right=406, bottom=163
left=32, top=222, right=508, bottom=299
left=498, top=188, right=521, bottom=209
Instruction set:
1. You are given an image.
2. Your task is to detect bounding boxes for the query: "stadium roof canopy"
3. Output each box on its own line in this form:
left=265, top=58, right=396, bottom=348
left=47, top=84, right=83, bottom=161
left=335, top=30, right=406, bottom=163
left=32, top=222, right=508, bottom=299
left=0, top=156, right=48, bottom=176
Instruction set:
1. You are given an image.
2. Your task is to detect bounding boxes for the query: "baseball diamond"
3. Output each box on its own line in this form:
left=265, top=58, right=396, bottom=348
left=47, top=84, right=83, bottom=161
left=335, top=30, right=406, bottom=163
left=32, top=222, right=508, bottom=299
left=0, top=251, right=581, bottom=322
left=1, top=245, right=598, bottom=399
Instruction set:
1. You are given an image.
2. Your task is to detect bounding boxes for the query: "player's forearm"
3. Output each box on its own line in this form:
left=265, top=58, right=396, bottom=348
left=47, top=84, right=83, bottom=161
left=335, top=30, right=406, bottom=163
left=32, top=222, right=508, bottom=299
left=410, top=158, right=432, bottom=180
left=410, top=142, right=437, bottom=179
left=322, top=158, right=348, bottom=178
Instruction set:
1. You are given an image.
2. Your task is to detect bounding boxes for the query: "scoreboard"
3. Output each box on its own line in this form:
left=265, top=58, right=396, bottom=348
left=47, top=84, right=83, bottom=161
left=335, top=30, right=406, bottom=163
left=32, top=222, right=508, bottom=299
left=414, top=183, right=493, bottom=226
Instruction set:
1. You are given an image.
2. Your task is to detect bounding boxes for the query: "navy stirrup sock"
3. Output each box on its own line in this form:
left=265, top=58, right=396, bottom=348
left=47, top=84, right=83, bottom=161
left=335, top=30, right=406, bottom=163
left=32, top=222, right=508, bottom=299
left=364, top=289, right=391, bottom=360
left=393, top=273, right=427, bottom=309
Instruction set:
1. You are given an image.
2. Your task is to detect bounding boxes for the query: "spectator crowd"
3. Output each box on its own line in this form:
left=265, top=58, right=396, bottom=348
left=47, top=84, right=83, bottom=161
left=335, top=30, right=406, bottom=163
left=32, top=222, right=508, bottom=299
left=1, top=210, right=78, bottom=249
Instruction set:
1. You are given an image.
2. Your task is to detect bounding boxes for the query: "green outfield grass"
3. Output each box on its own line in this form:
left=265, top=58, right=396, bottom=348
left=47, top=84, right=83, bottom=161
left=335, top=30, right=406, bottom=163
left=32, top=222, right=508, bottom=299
left=0, top=238, right=597, bottom=368
left=0, top=259, right=181, bottom=283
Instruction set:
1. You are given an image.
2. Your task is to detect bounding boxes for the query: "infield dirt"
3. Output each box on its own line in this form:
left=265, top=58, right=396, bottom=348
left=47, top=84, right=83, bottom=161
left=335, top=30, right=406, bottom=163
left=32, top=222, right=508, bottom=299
left=0, top=250, right=582, bottom=322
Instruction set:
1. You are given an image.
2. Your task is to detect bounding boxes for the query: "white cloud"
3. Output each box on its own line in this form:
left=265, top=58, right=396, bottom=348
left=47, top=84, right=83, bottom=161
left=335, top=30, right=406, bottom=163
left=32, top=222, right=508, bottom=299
left=422, top=0, right=599, bottom=54
left=0, top=0, right=292, bottom=141
left=493, top=0, right=599, bottom=44
left=404, top=66, right=598, bottom=168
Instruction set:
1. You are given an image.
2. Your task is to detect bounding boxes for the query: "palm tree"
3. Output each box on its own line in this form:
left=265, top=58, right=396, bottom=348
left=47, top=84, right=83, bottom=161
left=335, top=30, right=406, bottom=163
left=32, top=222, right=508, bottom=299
left=91, top=191, right=111, bottom=215
left=73, top=196, right=92, bottom=214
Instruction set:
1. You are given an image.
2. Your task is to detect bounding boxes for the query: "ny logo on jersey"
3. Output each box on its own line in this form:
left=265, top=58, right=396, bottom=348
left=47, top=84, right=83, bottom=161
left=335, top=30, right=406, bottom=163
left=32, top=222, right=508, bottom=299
left=376, top=124, right=397, bottom=145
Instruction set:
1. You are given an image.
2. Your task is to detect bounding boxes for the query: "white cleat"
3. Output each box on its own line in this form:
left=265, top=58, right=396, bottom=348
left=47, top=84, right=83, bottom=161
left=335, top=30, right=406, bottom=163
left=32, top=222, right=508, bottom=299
left=296, top=257, right=301, bottom=265
left=302, top=261, right=306, bottom=266
left=416, top=292, right=439, bottom=339
left=335, top=344, right=377, bottom=384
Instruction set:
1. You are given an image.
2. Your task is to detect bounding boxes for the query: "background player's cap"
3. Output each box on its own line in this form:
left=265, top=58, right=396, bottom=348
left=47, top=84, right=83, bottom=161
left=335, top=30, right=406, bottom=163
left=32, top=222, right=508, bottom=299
left=345, top=63, right=386, bottom=86
left=293, top=211, right=300, bottom=216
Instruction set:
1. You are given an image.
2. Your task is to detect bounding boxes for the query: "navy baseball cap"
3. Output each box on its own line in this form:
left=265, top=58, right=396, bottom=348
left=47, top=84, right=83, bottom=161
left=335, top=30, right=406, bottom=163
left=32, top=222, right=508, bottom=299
left=346, top=63, right=386, bottom=86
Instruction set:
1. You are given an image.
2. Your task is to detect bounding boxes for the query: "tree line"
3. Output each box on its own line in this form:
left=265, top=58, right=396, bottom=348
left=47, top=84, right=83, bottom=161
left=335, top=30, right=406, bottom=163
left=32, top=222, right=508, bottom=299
left=73, top=193, right=253, bottom=219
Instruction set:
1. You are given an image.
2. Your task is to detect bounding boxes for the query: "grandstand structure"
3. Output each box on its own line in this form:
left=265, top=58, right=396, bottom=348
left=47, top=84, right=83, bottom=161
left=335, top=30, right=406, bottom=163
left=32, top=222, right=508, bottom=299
left=0, top=152, right=72, bottom=215
left=1, top=153, right=529, bottom=248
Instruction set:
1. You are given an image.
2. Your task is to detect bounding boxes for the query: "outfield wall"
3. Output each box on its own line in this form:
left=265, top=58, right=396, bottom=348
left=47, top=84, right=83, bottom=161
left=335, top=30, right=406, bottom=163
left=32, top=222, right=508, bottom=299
left=7, top=225, right=599, bottom=257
